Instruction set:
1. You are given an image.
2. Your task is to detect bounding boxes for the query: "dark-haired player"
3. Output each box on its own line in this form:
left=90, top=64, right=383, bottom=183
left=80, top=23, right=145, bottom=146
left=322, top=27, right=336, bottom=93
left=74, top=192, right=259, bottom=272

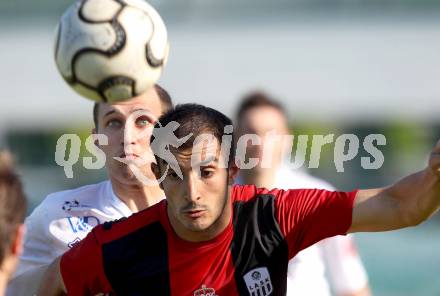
left=40, top=103, right=440, bottom=296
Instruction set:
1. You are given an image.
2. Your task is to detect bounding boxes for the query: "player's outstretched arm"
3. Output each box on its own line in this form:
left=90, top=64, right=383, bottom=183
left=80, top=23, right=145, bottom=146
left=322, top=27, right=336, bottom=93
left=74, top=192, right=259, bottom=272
left=37, top=257, right=66, bottom=296
left=349, top=141, right=440, bottom=232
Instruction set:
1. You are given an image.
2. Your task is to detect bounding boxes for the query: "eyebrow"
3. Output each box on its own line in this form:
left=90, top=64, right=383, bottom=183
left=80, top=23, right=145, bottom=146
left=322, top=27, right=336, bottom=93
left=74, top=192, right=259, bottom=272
left=193, top=156, right=218, bottom=167
left=102, top=108, right=151, bottom=119
left=103, top=110, right=117, bottom=118
left=130, top=108, right=156, bottom=121
left=131, top=108, right=147, bottom=113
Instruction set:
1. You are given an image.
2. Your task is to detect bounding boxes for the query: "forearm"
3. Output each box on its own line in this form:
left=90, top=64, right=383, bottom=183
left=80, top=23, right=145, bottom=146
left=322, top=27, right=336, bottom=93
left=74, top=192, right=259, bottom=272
left=351, top=169, right=440, bottom=232
left=385, top=169, right=440, bottom=226
left=37, top=257, right=66, bottom=296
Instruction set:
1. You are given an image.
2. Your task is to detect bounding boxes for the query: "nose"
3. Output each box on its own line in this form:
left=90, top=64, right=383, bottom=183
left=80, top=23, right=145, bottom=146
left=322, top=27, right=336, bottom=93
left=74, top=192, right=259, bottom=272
left=184, top=172, right=201, bottom=203
left=122, top=119, right=141, bottom=151
left=123, top=129, right=136, bottom=144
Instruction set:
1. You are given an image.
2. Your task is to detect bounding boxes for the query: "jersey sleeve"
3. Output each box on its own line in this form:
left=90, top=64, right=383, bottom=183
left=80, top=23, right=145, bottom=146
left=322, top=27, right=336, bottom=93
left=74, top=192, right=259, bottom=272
left=262, top=188, right=357, bottom=259
left=320, top=235, right=369, bottom=294
left=60, top=227, right=112, bottom=295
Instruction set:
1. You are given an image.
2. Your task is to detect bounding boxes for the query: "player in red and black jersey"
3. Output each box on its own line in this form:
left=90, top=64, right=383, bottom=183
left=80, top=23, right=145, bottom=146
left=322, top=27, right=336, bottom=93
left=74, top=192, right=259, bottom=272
left=39, top=104, right=440, bottom=296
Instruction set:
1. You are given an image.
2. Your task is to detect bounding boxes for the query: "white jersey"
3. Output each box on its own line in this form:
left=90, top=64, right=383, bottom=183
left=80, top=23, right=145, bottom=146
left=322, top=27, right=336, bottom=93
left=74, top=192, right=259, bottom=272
left=7, top=180, right=133, bottom=296
left=276, top=166, right=369, bottom=296
left=238, top=167, right=369, bottom=296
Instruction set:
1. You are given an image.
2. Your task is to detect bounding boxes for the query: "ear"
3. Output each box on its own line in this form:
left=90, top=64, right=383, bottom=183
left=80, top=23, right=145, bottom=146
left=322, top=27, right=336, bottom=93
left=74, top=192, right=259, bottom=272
left=91, top=128, right=100, bottom=147
left=11, top=224, right=25, bottom=256
left=227, top=162, right=239, bottom=185
left=151, top=162, right=164, bottom=190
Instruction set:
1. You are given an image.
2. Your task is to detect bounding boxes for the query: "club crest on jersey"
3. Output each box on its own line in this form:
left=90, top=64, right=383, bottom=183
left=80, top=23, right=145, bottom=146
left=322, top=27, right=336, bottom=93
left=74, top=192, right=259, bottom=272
left=193, top=285, right=217, bottom=296
left=243, top=267, right=273, bottom=296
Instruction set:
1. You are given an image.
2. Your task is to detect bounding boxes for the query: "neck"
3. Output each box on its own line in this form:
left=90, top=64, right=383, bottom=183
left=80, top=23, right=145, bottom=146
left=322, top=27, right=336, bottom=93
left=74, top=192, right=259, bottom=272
left=111, top=178, right=164, bottom=213
left=241, top=166, right=279, bottom=188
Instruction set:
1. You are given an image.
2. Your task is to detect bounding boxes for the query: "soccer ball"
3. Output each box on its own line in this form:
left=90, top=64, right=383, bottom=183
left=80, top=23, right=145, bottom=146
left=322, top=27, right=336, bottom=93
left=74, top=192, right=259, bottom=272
left=54, top=0, right=169, bottom=102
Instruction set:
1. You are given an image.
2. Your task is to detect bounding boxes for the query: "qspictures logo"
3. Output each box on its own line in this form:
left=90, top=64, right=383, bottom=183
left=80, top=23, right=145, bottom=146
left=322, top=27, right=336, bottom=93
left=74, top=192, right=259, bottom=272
left=54, top=110, right=386, bottom=182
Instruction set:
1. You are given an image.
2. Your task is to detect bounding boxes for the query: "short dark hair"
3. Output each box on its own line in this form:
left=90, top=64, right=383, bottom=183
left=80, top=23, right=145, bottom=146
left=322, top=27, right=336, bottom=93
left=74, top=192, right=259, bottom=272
left=0, top=151, right=27, bottom=264
left=151, top=103, right=235, bottom=166
left=93, top=84, right=173, bottom=127
left=235, top=90, right=287, bottom=121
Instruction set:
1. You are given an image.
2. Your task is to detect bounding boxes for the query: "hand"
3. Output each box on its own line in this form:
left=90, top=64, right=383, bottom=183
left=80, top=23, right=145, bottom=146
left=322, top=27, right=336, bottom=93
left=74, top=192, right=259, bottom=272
left=428, top=140, right=440, bottom=178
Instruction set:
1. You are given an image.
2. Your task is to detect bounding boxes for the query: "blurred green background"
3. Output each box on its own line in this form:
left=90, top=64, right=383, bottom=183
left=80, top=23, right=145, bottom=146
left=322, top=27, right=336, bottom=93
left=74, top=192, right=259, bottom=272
left=1, top=0, right=440, bottom=295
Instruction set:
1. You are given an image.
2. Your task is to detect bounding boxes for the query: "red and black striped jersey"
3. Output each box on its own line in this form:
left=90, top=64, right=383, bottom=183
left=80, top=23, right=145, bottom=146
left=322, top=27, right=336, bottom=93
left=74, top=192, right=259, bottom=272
left=60, top=184, right=356, bottom=296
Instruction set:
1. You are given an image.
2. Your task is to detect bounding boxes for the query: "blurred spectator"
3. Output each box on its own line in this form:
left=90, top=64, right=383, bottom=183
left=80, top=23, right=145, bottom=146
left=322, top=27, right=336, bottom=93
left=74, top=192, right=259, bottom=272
left=234, top=91, right=371, bottom=296
left=0, top=151, right=27, bottom=296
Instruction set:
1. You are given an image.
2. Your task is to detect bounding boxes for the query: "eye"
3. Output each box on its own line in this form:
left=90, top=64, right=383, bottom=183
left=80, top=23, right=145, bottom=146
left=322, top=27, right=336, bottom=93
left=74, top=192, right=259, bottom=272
left=167, top=170, right=180, bottom=181
left=135, top=116, right=152, bottom=127
left=106, top=119, right=122, bottom=128
left=200, top=169, right=214, bottom=179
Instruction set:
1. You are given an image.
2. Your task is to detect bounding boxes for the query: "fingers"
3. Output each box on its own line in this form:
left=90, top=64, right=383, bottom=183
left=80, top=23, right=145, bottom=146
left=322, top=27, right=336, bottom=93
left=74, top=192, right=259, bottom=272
left=429, top=152, right=440, bottom=174
left=433, top=139, right=440, bottom=153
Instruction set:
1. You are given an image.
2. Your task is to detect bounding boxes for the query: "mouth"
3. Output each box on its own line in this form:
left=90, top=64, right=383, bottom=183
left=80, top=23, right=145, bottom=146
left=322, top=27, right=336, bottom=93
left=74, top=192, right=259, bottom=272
left=183, top=209, right=207, bottom=219
left=118, top=153, right=140, bottom=161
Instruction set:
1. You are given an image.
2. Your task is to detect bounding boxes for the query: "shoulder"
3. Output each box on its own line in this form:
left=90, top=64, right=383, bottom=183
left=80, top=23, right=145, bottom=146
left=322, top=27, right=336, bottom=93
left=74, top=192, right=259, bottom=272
left=93, top=199, right=166, bottom=245
left=26, top=181, right=110, bottom=230
left=277, top=167, right=335, bottom=191
left=232, top=184, right=305, bottom=204
left=232, top=184, right=282, bottom=203
left=35, top=180, right=109, bottom=213
left=46, top=180, right=109, bottom=204
left=231, top=184, right=257, bottom=202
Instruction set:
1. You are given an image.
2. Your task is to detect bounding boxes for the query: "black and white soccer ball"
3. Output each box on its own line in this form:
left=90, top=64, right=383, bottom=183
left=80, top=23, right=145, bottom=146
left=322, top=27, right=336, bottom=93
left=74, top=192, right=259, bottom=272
left=54, top=0, right=169, bottom=102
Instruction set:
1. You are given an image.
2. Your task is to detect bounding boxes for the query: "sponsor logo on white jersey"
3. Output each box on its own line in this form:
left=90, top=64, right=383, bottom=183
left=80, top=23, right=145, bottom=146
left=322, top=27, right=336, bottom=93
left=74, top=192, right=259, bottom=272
left=243, top=267, right=273, bottom=296
left=62, top=199, right=91, bottom=211
left=67, top=216, right=100, bottom=233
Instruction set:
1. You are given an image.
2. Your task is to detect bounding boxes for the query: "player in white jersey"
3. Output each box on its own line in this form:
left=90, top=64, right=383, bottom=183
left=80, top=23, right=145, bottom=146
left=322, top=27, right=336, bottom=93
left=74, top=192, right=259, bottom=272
left=6, top=84, right=173, bottom=295
left=234, top=92, right=371, bottom=296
